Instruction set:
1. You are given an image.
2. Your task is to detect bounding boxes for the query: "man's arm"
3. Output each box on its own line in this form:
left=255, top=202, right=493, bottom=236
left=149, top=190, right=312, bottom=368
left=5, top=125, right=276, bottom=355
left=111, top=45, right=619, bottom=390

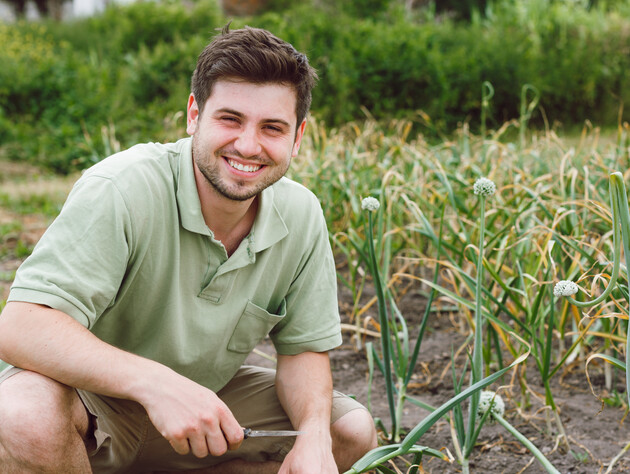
left=275, top=351, right=338, bottom=474
left=0, top=301, right=244, bottom=457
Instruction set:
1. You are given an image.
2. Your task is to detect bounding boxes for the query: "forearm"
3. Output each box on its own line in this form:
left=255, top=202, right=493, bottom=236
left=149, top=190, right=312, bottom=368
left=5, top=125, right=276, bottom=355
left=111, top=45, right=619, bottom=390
left=0, top=301, right=170, bottom=404
left=276, top=351, right=333, bottom=436
left=0, top=301, right=244, bottom=457
left=275, top=352, right=339, bottom=473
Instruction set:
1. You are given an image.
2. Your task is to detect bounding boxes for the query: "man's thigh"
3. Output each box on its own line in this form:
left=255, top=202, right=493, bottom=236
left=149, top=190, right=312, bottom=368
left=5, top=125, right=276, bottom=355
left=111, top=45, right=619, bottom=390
left=218, top=365, right=364, bottom=426
left=0, top=367, right=92, bottom=457
left=76, top=365, right=366, bottom=473
left=0, top=366, right=25, bottom=386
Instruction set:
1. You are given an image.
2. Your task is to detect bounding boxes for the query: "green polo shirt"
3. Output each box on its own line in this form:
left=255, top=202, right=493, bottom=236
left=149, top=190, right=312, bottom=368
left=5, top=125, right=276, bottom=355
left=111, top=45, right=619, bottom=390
left=3, top=138, right=341, bottom=391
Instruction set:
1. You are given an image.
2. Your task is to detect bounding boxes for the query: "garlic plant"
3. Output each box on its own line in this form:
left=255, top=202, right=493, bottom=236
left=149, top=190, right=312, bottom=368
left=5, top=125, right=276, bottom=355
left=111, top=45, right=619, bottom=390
left=360, top=196, right=397, bottom=439
left=476, top=391, right=560, bottom=474
left=344, top=357, right=527, bottom=474
left=462, top=177, right=497, bottom=473
left=554, top=172, right=630, bottom=406
left=360, top=194, right=439, bottom=444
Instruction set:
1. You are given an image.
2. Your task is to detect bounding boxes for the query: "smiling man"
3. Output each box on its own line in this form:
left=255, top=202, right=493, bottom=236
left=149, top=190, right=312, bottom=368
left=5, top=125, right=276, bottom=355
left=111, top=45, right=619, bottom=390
left=0, top=25, right=376, bottom=473
left=190, top=81, right=302, bottom=202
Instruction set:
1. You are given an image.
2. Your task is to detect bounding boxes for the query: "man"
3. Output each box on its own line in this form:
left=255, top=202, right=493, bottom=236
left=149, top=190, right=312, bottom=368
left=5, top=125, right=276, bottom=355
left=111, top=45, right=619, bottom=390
left=0, top=25, right=377, bottom=473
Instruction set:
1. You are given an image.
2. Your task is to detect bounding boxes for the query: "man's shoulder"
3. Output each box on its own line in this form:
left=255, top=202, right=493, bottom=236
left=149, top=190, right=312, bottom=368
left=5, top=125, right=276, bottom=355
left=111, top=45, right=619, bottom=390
left=66, top=139, right=190, bottom=225
left=83, top=139, right=187, bottom=182
left=73, top=139, right=192, bottom=206
left=271, top=177, right=323, bottom=213
left=267, top=178, right=328, bottom=244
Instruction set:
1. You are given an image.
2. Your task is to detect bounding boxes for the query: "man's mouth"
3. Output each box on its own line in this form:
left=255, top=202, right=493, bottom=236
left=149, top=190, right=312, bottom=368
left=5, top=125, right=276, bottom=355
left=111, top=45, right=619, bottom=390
left=227, top=158, right=262, bottom=173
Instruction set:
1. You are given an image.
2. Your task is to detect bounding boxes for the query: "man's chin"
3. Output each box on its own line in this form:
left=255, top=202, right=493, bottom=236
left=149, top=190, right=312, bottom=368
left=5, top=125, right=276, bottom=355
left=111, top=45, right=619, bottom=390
left=199, top=169, right=260, bottom=201
left=213, top=183, right=261, bottom=202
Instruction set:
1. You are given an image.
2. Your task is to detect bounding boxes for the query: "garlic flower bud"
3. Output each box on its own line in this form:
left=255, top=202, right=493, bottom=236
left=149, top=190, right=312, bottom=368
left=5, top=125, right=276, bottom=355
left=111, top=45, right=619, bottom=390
left=361, top=197, right=380, bottom=212
left=476, top=390, right=505, bottom=420
left=473, top=177, right=497, bottom=197
left=553, top=280, right=578, bottom=297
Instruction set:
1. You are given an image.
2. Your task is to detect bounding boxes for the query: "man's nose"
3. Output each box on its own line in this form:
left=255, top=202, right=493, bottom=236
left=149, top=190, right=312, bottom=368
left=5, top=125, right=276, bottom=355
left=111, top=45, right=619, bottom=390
left=234, top=126, right=262, bottom=158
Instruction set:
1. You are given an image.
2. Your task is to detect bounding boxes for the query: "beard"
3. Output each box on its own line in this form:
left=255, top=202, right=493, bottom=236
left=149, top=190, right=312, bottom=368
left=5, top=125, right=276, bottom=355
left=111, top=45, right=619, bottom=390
left=192, top=134, right=291, bottom=202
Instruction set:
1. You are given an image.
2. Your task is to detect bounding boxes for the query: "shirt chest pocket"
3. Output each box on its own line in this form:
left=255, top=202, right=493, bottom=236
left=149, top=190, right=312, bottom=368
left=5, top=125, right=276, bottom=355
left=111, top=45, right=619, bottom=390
left=227, top=299, right=287, bottom=354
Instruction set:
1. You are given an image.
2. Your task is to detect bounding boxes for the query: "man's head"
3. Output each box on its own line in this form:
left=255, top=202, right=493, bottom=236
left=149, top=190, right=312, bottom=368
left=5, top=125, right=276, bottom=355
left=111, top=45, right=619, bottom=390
left=191, top=24, right=318, bottom=127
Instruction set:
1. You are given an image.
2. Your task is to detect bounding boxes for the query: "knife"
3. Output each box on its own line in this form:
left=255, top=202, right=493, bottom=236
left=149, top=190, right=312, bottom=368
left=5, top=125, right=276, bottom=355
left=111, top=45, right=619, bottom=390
left=243, top=428, right=304, bottom=439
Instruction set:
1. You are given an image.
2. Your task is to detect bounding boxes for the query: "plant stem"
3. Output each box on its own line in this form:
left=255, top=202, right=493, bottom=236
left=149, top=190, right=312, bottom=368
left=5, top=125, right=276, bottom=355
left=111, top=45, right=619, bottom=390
left=465, top=194, right=487, bottom=457
left=494, top=413, right=560, bottom=474
left=394, top=381, right=406, bottom=443
left=609, top=173, right=630, bottom=406
left=552, top=409, right=569, bottom=452
left=366, top=211, right=397, bottom=439
left=462, top=457, right=470, bottom=474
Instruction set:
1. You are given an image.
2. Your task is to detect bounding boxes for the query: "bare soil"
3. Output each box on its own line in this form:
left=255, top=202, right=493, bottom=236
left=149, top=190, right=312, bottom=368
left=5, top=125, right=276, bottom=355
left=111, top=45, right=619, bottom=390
left=250, top=278, right=630, bottom=473
left=334, top=284, right=630, bottom=473
left=2, top=162, right=629, bottom=474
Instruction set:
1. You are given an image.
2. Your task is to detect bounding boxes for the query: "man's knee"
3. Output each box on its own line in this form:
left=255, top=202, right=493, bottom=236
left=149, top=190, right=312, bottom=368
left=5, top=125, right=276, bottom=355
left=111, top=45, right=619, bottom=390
left=0, top=371, right=88, bottom=464
left=332, top=408, right=378, bottom=469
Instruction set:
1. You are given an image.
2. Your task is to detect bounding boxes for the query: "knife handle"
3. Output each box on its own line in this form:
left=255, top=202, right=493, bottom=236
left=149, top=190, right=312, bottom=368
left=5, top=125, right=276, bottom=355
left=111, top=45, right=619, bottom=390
left=243, top=428, right=252, bottom=439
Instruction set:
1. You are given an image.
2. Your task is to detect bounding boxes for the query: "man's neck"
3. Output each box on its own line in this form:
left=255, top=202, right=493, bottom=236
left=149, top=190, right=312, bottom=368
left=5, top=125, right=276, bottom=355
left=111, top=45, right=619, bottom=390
left=193, top=163, right=258, bottom=256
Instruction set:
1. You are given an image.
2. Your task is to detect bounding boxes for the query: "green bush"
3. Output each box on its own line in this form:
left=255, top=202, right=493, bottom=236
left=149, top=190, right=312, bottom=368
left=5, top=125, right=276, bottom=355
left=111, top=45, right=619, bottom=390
left=1, top=0, right=629, bottom=172
left=252, top=1, right=630, bottom=130
left=0, top=2, right=221, bottom=172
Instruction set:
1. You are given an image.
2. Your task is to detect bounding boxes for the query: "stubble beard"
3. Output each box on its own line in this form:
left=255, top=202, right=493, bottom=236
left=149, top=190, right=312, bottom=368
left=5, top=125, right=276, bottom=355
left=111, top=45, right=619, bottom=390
left=192, top=135, right=291, bottom=202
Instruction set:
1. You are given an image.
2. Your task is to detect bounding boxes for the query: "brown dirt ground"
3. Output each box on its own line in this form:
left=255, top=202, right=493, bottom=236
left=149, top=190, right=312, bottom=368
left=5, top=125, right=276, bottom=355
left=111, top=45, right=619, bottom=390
left=2, top=162, right=630, bottom=474
left=248, top=274, right=630, bottom=474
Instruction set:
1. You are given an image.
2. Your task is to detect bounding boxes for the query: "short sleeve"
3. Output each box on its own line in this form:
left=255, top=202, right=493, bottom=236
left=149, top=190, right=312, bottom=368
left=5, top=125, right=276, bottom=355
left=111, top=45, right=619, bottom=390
left=269, top=204, right=342, bottom=355
left=8, top=176, right=133, bottom=328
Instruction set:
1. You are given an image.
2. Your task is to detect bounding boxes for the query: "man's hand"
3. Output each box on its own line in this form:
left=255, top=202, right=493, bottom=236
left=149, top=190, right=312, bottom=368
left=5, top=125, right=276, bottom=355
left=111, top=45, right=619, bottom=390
left=140, top=372, right=244, bottom=458
left=279, top=430, right=337, bottom=474
left=0, top=302, right=244, bottom=459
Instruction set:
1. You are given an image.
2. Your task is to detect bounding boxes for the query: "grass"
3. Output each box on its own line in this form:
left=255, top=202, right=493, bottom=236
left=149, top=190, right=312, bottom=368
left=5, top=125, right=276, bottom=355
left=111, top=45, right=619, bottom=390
left=0, top=173, right=77, bottom=217
left=0, top=162, right=76, bottom=295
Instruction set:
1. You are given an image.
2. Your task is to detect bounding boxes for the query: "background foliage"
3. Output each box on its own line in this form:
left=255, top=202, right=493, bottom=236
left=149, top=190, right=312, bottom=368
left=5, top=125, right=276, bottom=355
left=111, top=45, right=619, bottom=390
left=1, top=0, right=629, bottom=172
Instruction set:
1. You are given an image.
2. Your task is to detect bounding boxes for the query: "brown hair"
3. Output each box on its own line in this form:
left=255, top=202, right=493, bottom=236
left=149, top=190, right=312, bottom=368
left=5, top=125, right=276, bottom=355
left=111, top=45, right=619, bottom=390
left=191, top=24, right=318, bottom=126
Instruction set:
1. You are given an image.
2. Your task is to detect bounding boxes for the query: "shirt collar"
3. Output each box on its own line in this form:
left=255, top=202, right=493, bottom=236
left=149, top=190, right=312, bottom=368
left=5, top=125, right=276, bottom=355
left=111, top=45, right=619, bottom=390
left=250, top=182, right=289, bottom=253
left=175, top=137, right=288, bottom=253
left=176, top=137, right=211, bottom=236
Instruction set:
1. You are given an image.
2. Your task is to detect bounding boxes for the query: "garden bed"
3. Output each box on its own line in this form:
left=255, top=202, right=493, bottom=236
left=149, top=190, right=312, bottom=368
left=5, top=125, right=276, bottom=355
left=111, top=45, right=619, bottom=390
left=249, top=279, right=630, bottom=473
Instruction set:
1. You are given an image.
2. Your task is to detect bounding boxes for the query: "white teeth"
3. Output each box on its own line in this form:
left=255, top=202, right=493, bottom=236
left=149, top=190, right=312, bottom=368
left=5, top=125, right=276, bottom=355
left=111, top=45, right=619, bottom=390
left=228, top=159, right=261, bottom=173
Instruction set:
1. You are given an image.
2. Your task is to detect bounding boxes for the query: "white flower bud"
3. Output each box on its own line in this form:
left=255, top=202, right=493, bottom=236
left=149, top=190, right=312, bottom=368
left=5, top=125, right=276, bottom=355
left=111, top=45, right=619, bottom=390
left=473, top=177, right=497, bottom=197
left=476, top=390, right=505, bottom=420
left=361, top=197, right=380, bottom=212
left=553, top=280, right=578, bottom=297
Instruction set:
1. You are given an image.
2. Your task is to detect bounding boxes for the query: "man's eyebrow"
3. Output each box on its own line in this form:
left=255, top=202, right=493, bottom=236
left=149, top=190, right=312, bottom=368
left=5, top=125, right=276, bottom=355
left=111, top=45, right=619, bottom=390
left=215, top=107, right=244, bottom=117
left=215, top=108, right=291, bottom=128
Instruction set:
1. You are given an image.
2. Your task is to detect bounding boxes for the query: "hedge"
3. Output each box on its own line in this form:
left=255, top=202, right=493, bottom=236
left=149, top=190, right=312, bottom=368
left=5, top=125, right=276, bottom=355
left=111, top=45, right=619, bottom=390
left=1, top=0, right=629, bottom=172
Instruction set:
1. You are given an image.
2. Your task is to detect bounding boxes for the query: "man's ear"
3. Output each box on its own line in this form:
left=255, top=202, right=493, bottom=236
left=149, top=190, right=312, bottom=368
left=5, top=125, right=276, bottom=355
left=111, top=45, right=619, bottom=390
left=186, top=94, right=199, bottom=136
left=291, top=119, right=308, bottom=157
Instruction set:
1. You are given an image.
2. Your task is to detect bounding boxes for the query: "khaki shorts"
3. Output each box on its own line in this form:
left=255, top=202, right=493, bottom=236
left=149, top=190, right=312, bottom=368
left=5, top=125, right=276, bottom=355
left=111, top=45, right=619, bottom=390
left=0, top=365, right=366, bottom=473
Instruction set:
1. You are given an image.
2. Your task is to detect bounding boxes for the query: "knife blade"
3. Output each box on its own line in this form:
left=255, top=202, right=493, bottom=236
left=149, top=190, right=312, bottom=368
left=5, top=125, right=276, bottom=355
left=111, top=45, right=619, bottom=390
left=243, top=428, right=304, bottom=439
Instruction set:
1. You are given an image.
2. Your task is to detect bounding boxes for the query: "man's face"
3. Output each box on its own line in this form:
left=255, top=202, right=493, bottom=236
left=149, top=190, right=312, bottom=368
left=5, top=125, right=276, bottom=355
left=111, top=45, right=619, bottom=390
left=186, top=80, right=306, bottom=202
